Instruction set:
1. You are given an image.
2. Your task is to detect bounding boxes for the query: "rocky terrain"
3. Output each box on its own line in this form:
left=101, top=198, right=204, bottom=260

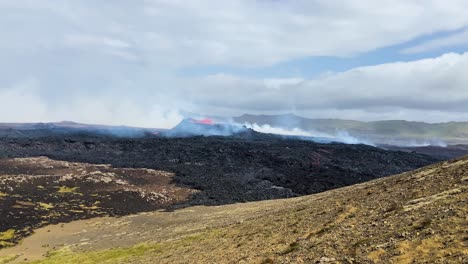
left=0, top=130, right=438, bottom=205
left=0, top=157, right=196, bottom=247
left=1, top=154, right=466, bottom=263
left=0, top=128, right=441, bottom=248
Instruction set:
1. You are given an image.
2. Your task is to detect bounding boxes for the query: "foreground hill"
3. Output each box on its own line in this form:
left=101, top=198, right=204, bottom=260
left=1, top=156, right=466, bottom=263
left=235, top=114, right=468, bottom=145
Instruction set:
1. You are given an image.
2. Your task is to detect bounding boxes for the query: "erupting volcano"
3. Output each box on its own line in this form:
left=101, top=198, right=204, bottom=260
left=161, top=118, right=248, bottom=137
left=190, top=118, right=214, bottom=125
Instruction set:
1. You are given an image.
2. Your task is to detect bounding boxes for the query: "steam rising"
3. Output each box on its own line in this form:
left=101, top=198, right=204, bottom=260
left=245, top=123, right=324, bottom=137
left=245, top=123, right=374, bottom=145
left=391, top=139, right=448, bottom=147
left=162, top=118, right=247, bottom=137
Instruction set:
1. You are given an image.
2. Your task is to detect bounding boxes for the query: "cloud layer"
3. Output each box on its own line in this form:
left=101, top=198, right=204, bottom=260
left=181, top=52, right=468, bottom=119
left=1, top=1, right=468, bottom=126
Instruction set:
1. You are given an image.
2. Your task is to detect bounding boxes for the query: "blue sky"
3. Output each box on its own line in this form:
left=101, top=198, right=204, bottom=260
left=1, top=1, right=468, bottom=127
left=182, top=27, right=468, bottom=78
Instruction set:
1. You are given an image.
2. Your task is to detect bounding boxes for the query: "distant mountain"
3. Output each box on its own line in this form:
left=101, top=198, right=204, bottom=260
left=0, top=121, right=153, bottom=130
left=0, top=121, right=163, bottom=138
left=234, top=113, right=468, bottom=144
left=3, top=116, right=468, bottom=144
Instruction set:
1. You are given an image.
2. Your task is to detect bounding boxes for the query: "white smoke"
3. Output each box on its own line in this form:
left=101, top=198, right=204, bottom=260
left=394, top=139, right=448, bottom=147
left=244, top=123, right=374, bottom=145
left=334, top=130, right=374, bottom=146
left=245, top=123, right=327, bottom=137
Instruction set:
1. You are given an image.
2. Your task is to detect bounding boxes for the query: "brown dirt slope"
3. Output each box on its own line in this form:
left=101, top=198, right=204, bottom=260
left=1, top=156, right=467, bottom=263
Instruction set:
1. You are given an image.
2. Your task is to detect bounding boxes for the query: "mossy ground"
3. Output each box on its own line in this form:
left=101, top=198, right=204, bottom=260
left=30, top=234, right=206, bottom=264
left=0, top=157, right=196, bottom=249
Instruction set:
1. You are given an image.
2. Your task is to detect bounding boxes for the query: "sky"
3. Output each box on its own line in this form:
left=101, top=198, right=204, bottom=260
left=1, top=0, right=468, bottom=128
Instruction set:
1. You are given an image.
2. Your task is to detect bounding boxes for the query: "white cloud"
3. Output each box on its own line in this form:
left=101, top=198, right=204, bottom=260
left=0, top=80, right=183, bottom=128
left=181, top=52, right=468, bottom=122
left=64, top=34, right=131, bottom=49
left=401, top=29, right=468, bottom=54
left=2, top=1, right=468, bottom=67
left=0, top=1, right=468, bottom=125
left=0, top=79, right=48, bottom=122
left=263, top=78, right=304, bottom=89
left=1, top=52, right=468, bottom=125
left=137, top=0, right=468, bottom=67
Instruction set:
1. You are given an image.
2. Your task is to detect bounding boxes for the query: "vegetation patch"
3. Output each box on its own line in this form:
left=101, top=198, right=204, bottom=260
left=31, top=244, right=159, bottom=264
left=38, top=202, right=55, bottom=210
left=31, top=234, right=207, bottom=264
left=56, top=186, right=79, bottom=193
left=0, top=241, right=14, bottom=247
left=0, top=230, right=15, bottom=241
left=0, top=229, right=16, bottom=247
left=0, top=255, right=19, bottom=264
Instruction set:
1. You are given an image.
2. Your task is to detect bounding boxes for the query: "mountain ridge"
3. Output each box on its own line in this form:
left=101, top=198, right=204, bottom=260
left=234, top=113, right=468, bottom=144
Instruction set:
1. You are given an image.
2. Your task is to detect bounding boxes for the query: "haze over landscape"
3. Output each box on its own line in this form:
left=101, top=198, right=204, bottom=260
left=1, top=1, right=468, bottom=263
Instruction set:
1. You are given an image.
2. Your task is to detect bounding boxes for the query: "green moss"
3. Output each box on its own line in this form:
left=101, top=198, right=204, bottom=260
left=0, top=229, right=15, bottom=241
left=0, top=229, right=16, bottom=248
left=57, top=186, right=79, bottom=193
left=0, top=254, right=19, bottom=264
left=32, top=244, right=160, bottom=264
left=38, top=202, right=55, bottom=210
left=31, top=234, right=206, bottom=264
left=0, top=241, right=15, bottom=247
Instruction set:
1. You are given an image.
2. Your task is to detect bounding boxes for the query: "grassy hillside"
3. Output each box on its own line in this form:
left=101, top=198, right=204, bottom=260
left=1, top=156, right=467, bottom=263
left=235, top=114, right=468, bottom=144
